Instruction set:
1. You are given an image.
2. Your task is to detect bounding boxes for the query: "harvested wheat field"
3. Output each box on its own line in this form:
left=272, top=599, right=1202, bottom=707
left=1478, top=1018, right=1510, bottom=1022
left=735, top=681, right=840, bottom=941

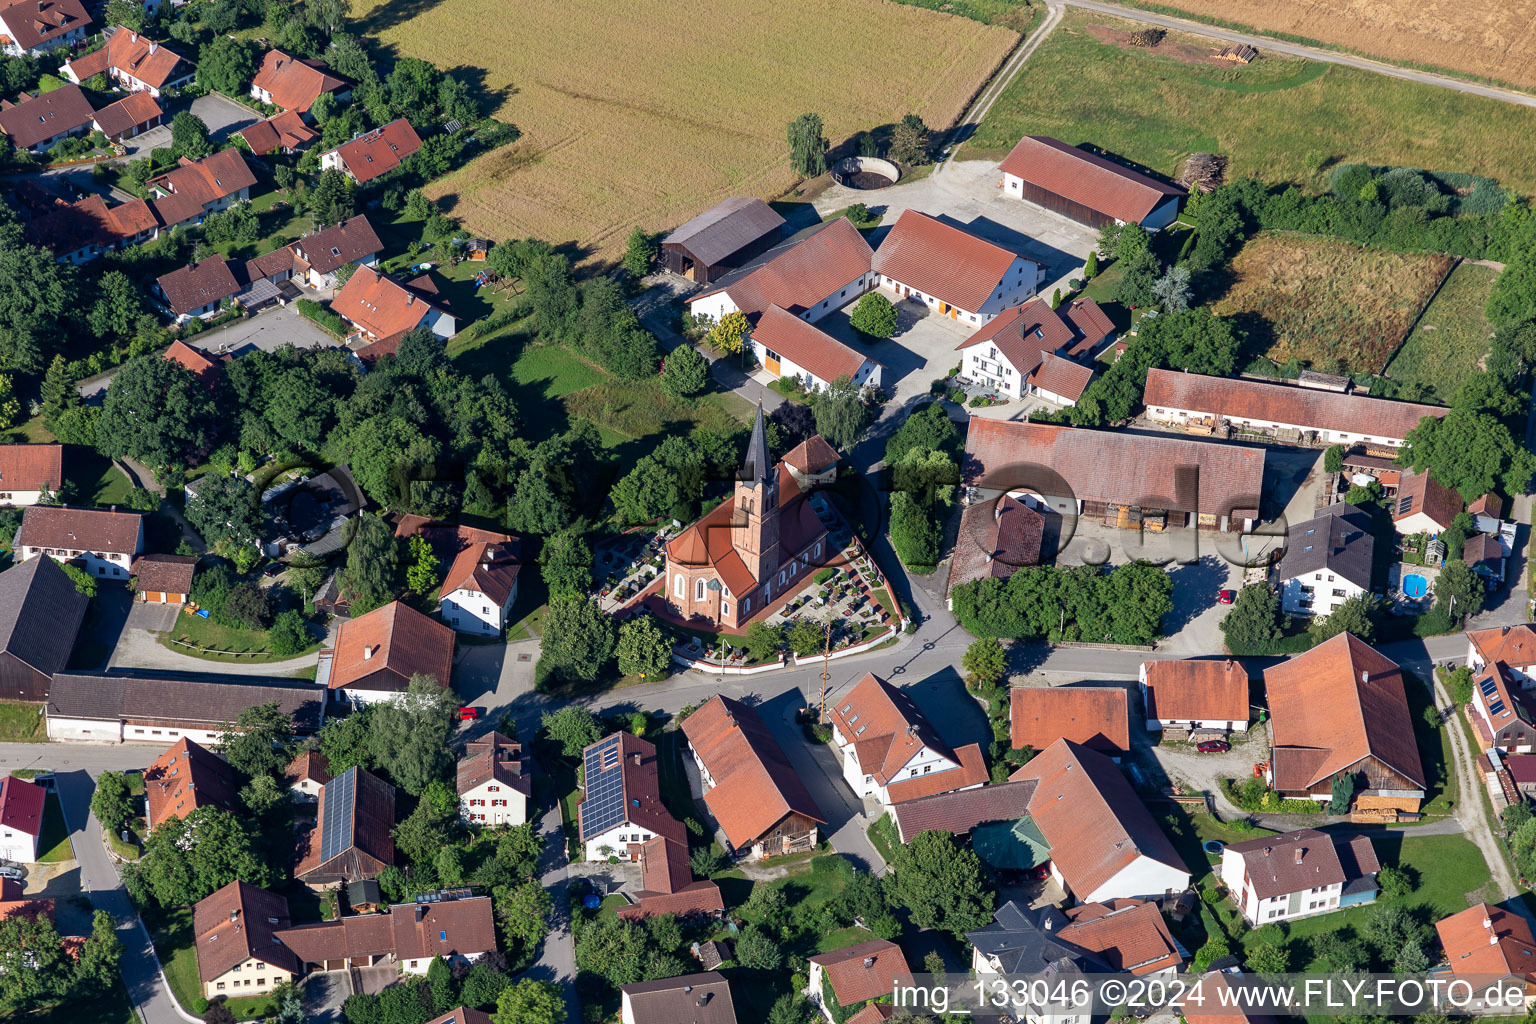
left=1213, top=233, right=1454, bottom=374
left=1146, top=0, right=1536, bottom=90
left=352, top=0, right=1015, bottom=262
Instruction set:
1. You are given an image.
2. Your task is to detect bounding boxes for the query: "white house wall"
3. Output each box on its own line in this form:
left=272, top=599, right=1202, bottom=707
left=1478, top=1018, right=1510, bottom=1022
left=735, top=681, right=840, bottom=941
left=460, top=781, right=528, bottom=827
left=583, top=820, right=658, bottom=862
left=752, top=340, right=880, bottom=394
left=964, top=348, right=1026, bottom=397
left=0, top=490, right=45, bottom=506
left=1280, top=571, right=1365, bottom=617
left=441, top=586, right=511, bottom=636
left=1146, top=404, right=1414, bottom=448
left=1081, top=855, right=1190, bottom=904
left=688, top=291, right=738, bottom=324
left=0, top=829, right=37, bottom=863
left=46, top=717, right=244, bottom=745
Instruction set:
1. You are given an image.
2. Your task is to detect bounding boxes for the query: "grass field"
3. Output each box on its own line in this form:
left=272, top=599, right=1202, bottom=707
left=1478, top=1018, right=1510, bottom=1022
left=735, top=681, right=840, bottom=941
left=0, top=701, right=42, bottom=742
left=889, top=0, right=1040, bottom=29
left=155, top=609, right=321, bottom=664
left=1121, top=0, right=1536, bottom=92
left=351, top=0, right=1017, bottom=262
left=1212, top=233, right=1454, bottom=373
left=1383, top=261, right=1499, bottom=404
left=964, top=11, right=1536, bottom=194
left=36, top=793, right=72, bottom=863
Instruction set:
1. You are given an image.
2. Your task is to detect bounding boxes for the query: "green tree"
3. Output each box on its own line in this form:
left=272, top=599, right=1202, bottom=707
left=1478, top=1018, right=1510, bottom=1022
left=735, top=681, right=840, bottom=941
left=808, top=375, right=869, bottom=450
left=1245, top=940, right=1289, bottom=974
left=185, top=474, right=263, bottom=551
left=61, top=562, right=97, bottom=598
left=90, top=770, right=134, bottom=835
left=539, top=597, right=616, bottom=682
left=1399, top=408, right=1536, bottom=501
left=539, top=520, right=592, bottom=602
left=541, top=706, right=602, bottom=758
left=1191, top=934, right=1231, bottom=973
left=74, top=909, right=124, bottom=995
left=1307, top=594, right=1381, bottom=644
left=1434, top=557, right=1484, bottom=620
left=391, top=779, right=458, bottom=867
left=368, top=675, right=456, bottom=795
left=494, top=878, right=552, bottom=970
left=124, top=806, right=271, bottom=907
left=889, top=490, right=939, bottom=572
left=493, top=978, right=565, bottom=1024
left=460, top=964, right=510, bottom=1010
left=1152, top=265, right=1192, bottom=311
left=86, top=270, right=145, bottom=339
left=885, top=401, right=959, bottom=464
left=1083, top=250, right=1098, bottom=279
left=196, top=35, right=257, bottom=95
left=340, top=512, right=401, bottom=614
left=405, top=534, right=440, bottom=595
left=622, top=228, right=657, bottom=278
left=1440, top=511, right=1475, bottom=561
left=786, top=617, right=826, bottom=657
left=267, top=609, right=312, bottom=657
left=962, top=637, right=1007, bottom=685
left=0, top=239, right=74, bottom=374
left=767, top=992, right=814, bottom=1024
left=660, top=342, right=709, bottom=398
left=285, top=551, right=327, bottom=604
left=317, top=706, right=376, bottom=774
left=96, top=353, right=216, bottom=471
left=1324, top=444, right=1345, bottom=473
left=786, top=113, right=828, bottom=177
left=1219, top=584, right=1283, bottom=653
left=734, top=925, right=782, bottom=971
left=616, top=615, right=672, bottom=680
left=427, top=956, right=456, bottom=1012
left=170, top=110, right=212, bottom=160
left=848, top=291, right=898, bottom=340
left=706, top=310, right=751, bottom=355
left=743, top=621, right=784, bottom=662
left=217, top=701, right=295, bottom=780
left=1328, top=773, right=1355, bottom=813
left=1376, top=864, right=1412, bottom=901
left=1113, top=246, right=1161, bottom=308
left=889, top=113, right=929, bottom=166
left=0, top=913, right=69, bottom=1009
left=883, top=830, right=994, bottom=938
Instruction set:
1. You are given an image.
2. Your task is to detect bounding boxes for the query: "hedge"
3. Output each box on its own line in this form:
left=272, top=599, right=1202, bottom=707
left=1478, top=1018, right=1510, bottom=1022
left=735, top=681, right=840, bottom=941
left=296, top=298, right=347, bottom=337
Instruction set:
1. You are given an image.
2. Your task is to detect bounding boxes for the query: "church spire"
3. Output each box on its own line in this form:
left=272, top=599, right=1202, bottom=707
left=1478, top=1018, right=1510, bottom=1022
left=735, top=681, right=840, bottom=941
left=742, top=400, right=770, bottom=485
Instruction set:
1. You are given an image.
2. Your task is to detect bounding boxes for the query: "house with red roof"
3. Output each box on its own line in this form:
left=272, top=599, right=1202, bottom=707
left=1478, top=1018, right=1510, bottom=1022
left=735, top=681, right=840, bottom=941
left=615, top=836, right=724, bottom=921
left=248, top=49, right=346, bottom=115
left=0, top=0, right=89, bottom=57
left=828, top=672, right=987, bottom=810
left=1464, top=625, right=1536, bottom=754
left=999, top=136, right=1186, bottom=230
left=0, top=775, right=45, bottom=862
left=456, top=731, right=530, bottom=827
left=332, top=265, right=454, bottom=349
left=394, top=515, right=520, bottom=636
left=146, top=150, right=257, bottom=230
left=62, top=27, right=189, bottom=96
left=576, top=731, right=687, bottom=862
left=321, top=117, right=421, bottom=183
left=1219, top=828, right=1379, bottom=925
left=1393, top=469, right=1463, bottom=537
left=0, top=444, right=62, bottom=505
left=0, top=84, right=93, bottom=152
left=955, top=295, right=1113, bottom=405
left=872, top=209, right=1045, bottom=327
left=747, top=304, right=880, bottom=393
left=318, top=600, right=455, bottom=706
left=144, top=737, right=238, bottom=829
left=92, top=90, right=163, bottom=142
left=1436, top=903, right=1536, bottom=1005
left=806, top=939, right=911, bottom=1023
left=27, top=193, right=159, bottom=264
left=236, top=108, right=317, bottom=156
left=1010, top=685, right=1129, bottom=757
left=155, top=257, right=242, bottom=322
left=1138, top=658, right=1250, bottom=734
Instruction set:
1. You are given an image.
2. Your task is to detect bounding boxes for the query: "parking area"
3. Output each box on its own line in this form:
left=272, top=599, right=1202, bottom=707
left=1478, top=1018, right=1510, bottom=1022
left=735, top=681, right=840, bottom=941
left=191, top=91, right=263, bottom=142
left=189, top=306, right=341, bottom=357
left=125, top=601, right=181, bottom=633
left=817, top=299, right=974, bottom=411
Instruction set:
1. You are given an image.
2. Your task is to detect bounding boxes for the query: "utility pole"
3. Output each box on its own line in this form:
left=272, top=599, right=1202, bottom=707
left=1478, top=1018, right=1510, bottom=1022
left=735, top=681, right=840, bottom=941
left=819, top=619, right=832, bottom=724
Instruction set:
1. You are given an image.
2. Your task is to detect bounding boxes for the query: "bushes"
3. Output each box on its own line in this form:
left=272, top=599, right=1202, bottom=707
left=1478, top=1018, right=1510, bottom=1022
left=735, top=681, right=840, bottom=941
left=951, top=562, right=1174, bottom=645
left=296, top=298, right=346, bottom=337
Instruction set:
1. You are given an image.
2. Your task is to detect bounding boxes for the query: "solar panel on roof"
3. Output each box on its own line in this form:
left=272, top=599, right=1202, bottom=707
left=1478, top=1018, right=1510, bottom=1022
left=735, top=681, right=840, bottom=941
left=1481, top=678, right=1499, bottom=696
left=580, top=735, right=628, bottom=840
left=319, top=767, right=356, bottom=864
left=1398, top=497, right=1414, bottom=515
left=1490, top=700, right=1507, bottom=716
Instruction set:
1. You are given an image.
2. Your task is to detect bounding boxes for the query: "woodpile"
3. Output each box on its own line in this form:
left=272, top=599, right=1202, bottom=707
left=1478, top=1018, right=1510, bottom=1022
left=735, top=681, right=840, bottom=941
left=1129, top=27, right=1165, bottom=46
left=1180, top=152, right=1227, bottom=192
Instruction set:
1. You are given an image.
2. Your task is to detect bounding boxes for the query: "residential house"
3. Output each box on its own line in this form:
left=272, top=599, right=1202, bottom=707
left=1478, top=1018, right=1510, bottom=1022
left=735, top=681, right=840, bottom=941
left=746, top=303, right=881, bottom=394
left=192, top=881, right=300, bottom=1001
left=0, top=444, right=61, bottom=505
left=621, top=973, right=737, bottom=1024
left=25, top=193, right=158, bottom=264
left=806, top=939, right=911, bottom=1024
left=155, top=257, right=242, bottom=322
left=292, top=215, right=384, bottom=291
left=946, top=493, right=1047, bottom=602
left=236, top=108, right=317, bottom=155
left=1468, top=625, right=1536, bottom=685
left=143, top=737, right=239, bottom=829
left=146, top=150, right=257, bottom=230
left=427, top=1011, right=492, bottom=1024
left=1508, top=755, right=1536, bottom=798
left=1465, top=532, right=1508, bottom=587
left=1219, top=829, right=1378, bottom=925
left=318, top=600, right=456, bottom=706
left=285, top=750, right=331, bottom=802
left=687, top=217, right=874, bottom=327
left=1466, top=627, right=1536, bottom=752
left=15, top=504, right=143, bottom=578
left=248, top=49, right=346, bottom=115
left=955, top=296, right=1113, bottom=403
left=164, top=339, right=220, bottom=387
left=1263, top=633, right=1426, bottom=811
left=395, top=515, right=521, bottom=636
left=61, top=27, right=190, bottom=96
left=1138, top=659, right=1249, bottom=733
left=91, top=90, right=162, bottom=142
left=1008, top=739, right=1191, bottom=903
left=872, top=209, right=1046, bottom=327
left=1276, top=502, right=1375, bottom=616
left=276, top=892, right=496, bottom=974
left=1143, top=368, right=1444, bottom=447
left=456, top=731, right=531, bottom=827
left=999, top=135, right=1185, bottom=229
left=1010, top=685, right=1129, bottom=757
left=132, top=553, right=197, bottom=603
left=662, top=197, right=785, bottom=284
left=320, top=118, right=422, bottom=184
left=0, top=776, right=43, bottom=863
left=45, top=672, right=324, bottom=743
left=1435, top=904, right=1536, bottom=1009
left=890, top=779, right=1037, bottom=843
left=576, top=731, right=687, bottom=862
left=0, top=877, right=53, bottom=924
left=295, top=766, right=395, bottom=886
left=1393, top=470, right=1462, bottom=537
left=0, top=84, right=94, bottom=152
left=661, top=408, right=833, bottom=629
left=0, top=554, right=86, bottom=701
left=0, top=0, right=89, bottom=56
left=681, top=695, right=826, bottom=859
left=332, top=265, right=455, bottom=348
left=827, top=672, right=987, bottom=810
left=962, top=419, right=1265, bottom=533
left=615, top=836, right=725, bottom=921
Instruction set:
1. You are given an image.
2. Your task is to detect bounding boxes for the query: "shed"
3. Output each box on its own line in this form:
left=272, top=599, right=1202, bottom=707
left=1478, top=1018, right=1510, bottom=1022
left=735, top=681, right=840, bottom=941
left=998, top=136, right=1185, bottom=229
left=132, top=553, right=198, bottom=604
left=662, top=198, right=785, bottom=285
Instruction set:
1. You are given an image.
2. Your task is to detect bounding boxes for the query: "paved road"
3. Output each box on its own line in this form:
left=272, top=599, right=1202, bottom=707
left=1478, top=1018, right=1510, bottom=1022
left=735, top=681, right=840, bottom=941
left=527, top=802, right=579, bottom=1024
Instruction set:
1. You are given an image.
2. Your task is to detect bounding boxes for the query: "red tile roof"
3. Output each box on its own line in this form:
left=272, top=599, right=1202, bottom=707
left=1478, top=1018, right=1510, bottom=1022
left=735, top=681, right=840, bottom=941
left=0, top=84, right=93, bottom=150
left=947, top=495, right=1044, bottom=596
left=333, top=265, right=440, bottom=340
left=1143, top=369, right=1445, bottom=442
left=16, top=504, right=141, bottom=554
left=64, top=28, right=186, bottom=90
left=1393, top=470, right=1462, bottom=529
left=616, top=837, right=724, bottom=921
left=999, top=136, right=1185, bottom=224
left=91, top=90, right=162, bottom=138
left=0, top=0, right=89, bottom=53
left=1060, top=899, right=1184, bottom=975
left=327, top=117, right=422, bottom=183
left=440, top=540, right=521, bottom=607
left=713, top=218, right=873, bottom=318
left=25, top=193, right=156, bottom=256
left=751, top=304, right=870, bottom=384
left=328, top=600, right=455, bottom=690
left=144, top=737, right=237, bottom=827
left=1224, top=828, right=1378, bottom=900
left=0, top=444, right=61, bottom=493
left=285, top=750, right=332, bottom=786
left=250, top=49, right=344, bottom=112
left=1469, top=625, right=1536, bottom=672
left=1437, top=903, right=1536, bottom=985
left=163, top=339, right=218, bottom=384
left=156, top=258, right=241, bottom=316
left=0, top=776, right=43, bottom=837
left=872, top=209, right=1033, bottom=312
left=276, top=896, right=496, bottom=965
left=1263, top=633, right=1425, bottom=793
left=963, top=419, right=1265, bottom=520
left=829, top=673, right=958, bottom=786
left=891, top=779, right=1038, bottom=843
left=957, top=297, right=1074, bottom=376
left=680, top=695, right=825, bottom=850
left=296, top=214, right=383, bottom=275
left=1141, top=659, right=1249, bottom=724
left=1032, top=353, right=1094, bottom=400
left=193, top=881, right=299, bottom=984
left=885, top=742, right=987, bottom=803
left=1063, top=298, right=1116, bottom=354
left=236, top=108, right=317, bottom=153
left=808, top=938, right=911, bottom=1006
left=1011, top=686, right=1129, bottom=754
left=783, top=435, right=839, bottom=476
left=147, top=150, right=256, bottom=224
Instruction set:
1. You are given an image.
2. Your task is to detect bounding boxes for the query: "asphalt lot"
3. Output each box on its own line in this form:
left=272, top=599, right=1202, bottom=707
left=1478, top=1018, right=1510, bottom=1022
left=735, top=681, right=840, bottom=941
left=818, top=299, right=975, bottom=416
left=192, top=91, right=263, bottom=143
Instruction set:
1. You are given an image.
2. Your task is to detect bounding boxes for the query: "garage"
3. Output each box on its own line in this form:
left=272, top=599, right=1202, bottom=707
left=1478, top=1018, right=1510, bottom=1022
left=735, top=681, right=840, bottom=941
left=131, top=553, right=198, bottom=604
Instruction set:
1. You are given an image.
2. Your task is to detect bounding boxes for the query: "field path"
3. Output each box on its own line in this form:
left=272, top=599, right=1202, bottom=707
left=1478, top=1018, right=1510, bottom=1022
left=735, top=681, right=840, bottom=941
left=1057, top=0, right=1536, bottom=107
left=943, top=2, right=1065, bottom=165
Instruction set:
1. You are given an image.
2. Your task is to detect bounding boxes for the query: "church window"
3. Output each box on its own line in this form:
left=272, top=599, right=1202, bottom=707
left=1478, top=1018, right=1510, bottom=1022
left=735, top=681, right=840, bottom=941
left=695, top=578, right=706, bottom=601
left=674, top=574, right=684, bottom=599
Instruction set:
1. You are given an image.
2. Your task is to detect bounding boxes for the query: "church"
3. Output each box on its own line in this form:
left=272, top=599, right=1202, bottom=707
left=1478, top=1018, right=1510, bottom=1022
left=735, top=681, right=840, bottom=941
left=662, top=405, right=841, bottom=630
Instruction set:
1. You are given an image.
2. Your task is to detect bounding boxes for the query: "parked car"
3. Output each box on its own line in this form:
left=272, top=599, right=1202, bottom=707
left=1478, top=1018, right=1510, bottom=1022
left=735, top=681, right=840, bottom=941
left=263, top=563, right=285, bottom=578
left=1030, top=863, right=1051, bottom=881
left=1218, top=589, right=1236, bottom=604
left=1197, top=740, right=1231, bottom=754
left=458, top=707, right=480, bottom=721
left=0, top=865, right=24, bottom=880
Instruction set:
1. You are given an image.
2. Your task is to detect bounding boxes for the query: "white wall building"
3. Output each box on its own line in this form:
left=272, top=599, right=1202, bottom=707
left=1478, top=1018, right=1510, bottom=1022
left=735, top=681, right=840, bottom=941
left=0, top=777, right=44, bottom=863
left=871, top=209, right=1045, bottom=328
left=13, top=506, right=142, bottom=579
left=1275, top=503, right=1374, bottom=617
left=685, top=217, right=875, bottom=329
left=1138, top=659, right=1251, bottom=733
left=1219, top=830, right=1380, bottom=926
left=457, top=732, right=530, bottom=828
left=748, top=304, right=881, bottom=395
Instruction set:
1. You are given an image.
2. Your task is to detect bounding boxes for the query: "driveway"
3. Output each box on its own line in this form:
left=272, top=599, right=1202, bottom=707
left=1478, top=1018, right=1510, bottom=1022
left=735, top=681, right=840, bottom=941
left=192, top=92, right=262, bottom=143
left=125, top=601, right=180, bottom=632
left=122, top=124, right=170, bottom=158
left=817, top=302, right=975, bottom=416
left=107, top=618, right=328, bottom=675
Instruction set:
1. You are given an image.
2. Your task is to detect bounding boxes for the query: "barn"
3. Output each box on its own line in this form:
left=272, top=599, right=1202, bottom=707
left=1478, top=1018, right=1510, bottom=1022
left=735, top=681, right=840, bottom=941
left=0, top=555, right=87, bottom=701
left=662, top=198, right=786, bottom=285
left=998, top=136, right=1186, bottom=230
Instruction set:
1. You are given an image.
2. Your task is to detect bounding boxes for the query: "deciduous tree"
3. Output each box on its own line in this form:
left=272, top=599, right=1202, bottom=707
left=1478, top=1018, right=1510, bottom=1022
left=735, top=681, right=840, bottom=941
left=97, top=354, right=216, bottom=471
left=217, top=701, right=295, bottom=780
left=90, top=771, right=134, bottom=835
left=884, top=830, right=994, bottom=938
left=539, top=597, right=617, bottom=682
left=368, top=675, right=456, bottom=796
left=849, top=291, right=898, bottom=340
left=616, top=615, right=671, bottom=679
left=786, top=113, right=828, bottom=177
left=659, top=343, right=709, bottom=398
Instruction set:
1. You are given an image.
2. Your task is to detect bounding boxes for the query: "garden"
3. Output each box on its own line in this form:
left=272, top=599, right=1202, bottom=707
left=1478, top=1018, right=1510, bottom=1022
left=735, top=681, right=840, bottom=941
left=1382, top=260, right=1500, bottom=404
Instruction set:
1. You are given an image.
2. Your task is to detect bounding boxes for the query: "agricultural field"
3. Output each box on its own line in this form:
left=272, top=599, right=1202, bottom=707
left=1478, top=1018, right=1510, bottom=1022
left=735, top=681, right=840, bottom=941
left=1383, top=261, right=1500, bottom=404
left=964, top=10, right=1536, bottom=194
left=1129, top=0, right=1536, bottom=91
left=352, top=0, right=1017, bottom=263
left=1211, top=233, right=1454, bottom=373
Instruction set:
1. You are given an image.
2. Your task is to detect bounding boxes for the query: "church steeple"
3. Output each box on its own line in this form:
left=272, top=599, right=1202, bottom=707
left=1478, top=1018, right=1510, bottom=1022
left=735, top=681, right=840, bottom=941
left=733, top=401, right=780, bottom=585
left=742, top=401, right=771, bottom=486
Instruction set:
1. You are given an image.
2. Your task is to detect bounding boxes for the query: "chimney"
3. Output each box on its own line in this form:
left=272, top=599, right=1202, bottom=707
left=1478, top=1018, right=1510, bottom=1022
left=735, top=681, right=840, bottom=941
left=698, top=993, right=711, bottom=1007
left=1361, top=670, right=1368, bottom=684
left=1293, top=847, right=1303, bottom=864
left=149, top=41, right=156, bottom=54
left=229, top=909, right=238, bottom=923
left=631, top=753, right=641, bottom=766
left=1492, top=934, right=1500, bottom=946
left=863, top=957, right=876, bottom=969
left=1485, top=917, right=1494, bottom=930
left=683, top=986, right=692, bottom=995
left=415, top=905, right=426, bottom=922
left=363, top=645, right=374, bottom=660
left=129, top=31, right=135, bottom=41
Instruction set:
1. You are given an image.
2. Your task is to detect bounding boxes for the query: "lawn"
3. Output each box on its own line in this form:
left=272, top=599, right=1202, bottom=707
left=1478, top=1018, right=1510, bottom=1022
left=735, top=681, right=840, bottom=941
left=1383, top=260, right=1500, bottom=404
left=36, top=793, right=72, bottom=863
left=964, top=10, right=1536, bottom=195
left=155, top=608, right=321, bottom=664
left=0, top=701, right=42, bottom=742
left=867, top=812, right=900, bottom=863
left=144, top=905, right=201, bottom=1017
left=350, top=0, right=1016, bottom=264
left=65, top=447, right=137, bottom=508
left=15, top=979, right=137, bottom=1024
left=1212, top=233, right=1454, bottom=374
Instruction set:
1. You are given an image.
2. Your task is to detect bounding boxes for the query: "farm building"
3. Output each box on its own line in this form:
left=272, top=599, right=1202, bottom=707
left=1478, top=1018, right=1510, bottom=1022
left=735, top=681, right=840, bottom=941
left=747, top=304, right=880, bottom=394
left=1010, top=685, right=1129, bottom=757
left=44, top=672, right=325, bottom=744
left=662, top=197, right=785, bottom=285
left=955, top=296, right=1113, bottom=403
left=687, top=217, right=874, bottom=326
left=0, top=555, right=86, bottom=701
left=999, top=136, right=1186, bottom=229
left=1139, top=659, right=1250, bottom=734
left=872, top=210, right=1045, bottom=327
left=945, top=493, right=1047, bottom=601
left=0, top=443, right=63, bottom=505
left=132, top=553, right=197, bottom=603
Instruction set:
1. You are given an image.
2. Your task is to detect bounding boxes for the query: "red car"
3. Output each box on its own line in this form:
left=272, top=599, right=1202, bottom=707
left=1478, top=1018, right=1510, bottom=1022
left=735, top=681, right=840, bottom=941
left=1197, top=740, right=1231, bottom=754
left=458, top=707, right=480, bottom=721
left=1218, top=589, right=1236, bottom=605
left=1030, top=863, right=1051, bottom=881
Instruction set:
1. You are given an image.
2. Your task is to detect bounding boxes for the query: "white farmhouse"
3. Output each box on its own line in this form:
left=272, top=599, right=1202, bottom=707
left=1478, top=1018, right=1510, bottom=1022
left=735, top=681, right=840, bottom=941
left=1219, top=829, right=1380, bottom=925
left=954, top=297, right=1114, bottom=404
left=438, top=537, right=521, bottom=636
left=872, top=209, right=1045, bottom=327
left=686, top=217, right=874, bottom=327
left=456, top=731, right=530, bottom=827
left=0, top=445, right=63, bottom=506
left=1276, top=502, right=1374, bottom=617
left=747, top=305, right=880, bottom=393
left=14, top=505, right=143, bottom=579
left=0, top=776, right=43, bottom=863
left=1138, top=659, right=1250, bottom=733
left=576, top=732, right=687, bottom=862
